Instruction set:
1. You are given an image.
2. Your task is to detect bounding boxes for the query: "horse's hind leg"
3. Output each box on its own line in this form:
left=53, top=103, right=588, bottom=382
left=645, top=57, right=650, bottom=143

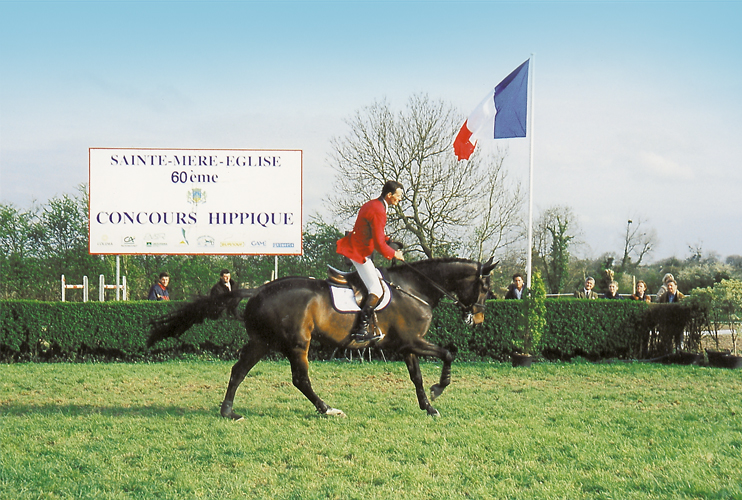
left=287, top=347, right=345, bottom=417
left=403, top=352, right=439, bottom=417
left=220, top=339, right=270, bottom=420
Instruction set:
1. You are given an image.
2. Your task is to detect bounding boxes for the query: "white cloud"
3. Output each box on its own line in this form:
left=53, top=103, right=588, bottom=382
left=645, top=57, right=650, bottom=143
left=637, top=151, right=694, bottom=181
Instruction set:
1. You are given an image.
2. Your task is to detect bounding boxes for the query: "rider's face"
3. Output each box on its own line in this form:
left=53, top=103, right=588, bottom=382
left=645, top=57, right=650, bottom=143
left=386, top=188, right=403, bottom=206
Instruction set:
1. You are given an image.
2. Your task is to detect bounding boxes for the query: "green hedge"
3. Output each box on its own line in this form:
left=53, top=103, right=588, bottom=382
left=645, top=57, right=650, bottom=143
left=0, top=299, right=701, bottom=362
left=541, top=299, right=649, bottom=360
left=0, top=301, right=247, bottom=362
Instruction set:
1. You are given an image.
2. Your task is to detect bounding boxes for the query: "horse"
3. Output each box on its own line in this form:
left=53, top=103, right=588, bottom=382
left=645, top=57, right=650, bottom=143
left=147, top=257, right=497, bottom=418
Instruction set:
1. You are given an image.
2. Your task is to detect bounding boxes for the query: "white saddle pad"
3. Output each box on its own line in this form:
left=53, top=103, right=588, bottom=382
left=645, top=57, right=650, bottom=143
left=329, top=281, right=392, bottom=313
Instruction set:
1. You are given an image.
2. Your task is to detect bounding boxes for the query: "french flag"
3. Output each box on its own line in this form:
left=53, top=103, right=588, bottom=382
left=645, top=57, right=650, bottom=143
left=453, top=59, right=530, bottom=161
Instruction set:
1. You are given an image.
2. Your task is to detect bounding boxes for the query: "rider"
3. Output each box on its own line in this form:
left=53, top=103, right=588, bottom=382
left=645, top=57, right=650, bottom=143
left=336, top=180, right=405, bottom=342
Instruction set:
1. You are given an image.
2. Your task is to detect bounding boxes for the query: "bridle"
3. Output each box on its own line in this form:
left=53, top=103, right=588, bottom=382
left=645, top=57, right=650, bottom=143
left=390, top=260, right=488, bottom=318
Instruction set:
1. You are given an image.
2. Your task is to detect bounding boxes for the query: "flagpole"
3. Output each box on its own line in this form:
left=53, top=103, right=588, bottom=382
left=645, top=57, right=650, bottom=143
left=526, top=53, right=535, bottom=291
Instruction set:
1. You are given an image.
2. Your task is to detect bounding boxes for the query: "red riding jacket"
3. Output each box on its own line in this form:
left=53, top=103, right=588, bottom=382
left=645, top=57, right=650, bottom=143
left=336, top=198, right=396, bottom=264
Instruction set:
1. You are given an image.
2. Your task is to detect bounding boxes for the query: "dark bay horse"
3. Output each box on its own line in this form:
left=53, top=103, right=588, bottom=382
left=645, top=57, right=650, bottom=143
left=148, top=257, right=496, bottom=418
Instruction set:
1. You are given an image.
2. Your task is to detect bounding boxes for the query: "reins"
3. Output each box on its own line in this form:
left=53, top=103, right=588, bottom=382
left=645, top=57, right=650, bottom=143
left=383, top=279, right=430, bottom=307
left=391, top=260, right=474, bottom=312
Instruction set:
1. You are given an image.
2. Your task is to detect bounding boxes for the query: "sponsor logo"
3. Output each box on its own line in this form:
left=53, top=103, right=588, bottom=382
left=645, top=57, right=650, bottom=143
left=179, top=228, right=189, bottom=245
left=197, top=236, right=215, bottom=247
left=121, top=235, right=136, bottom=247
left=220, top=241, right=245, bottom=247
left=96, top=235, right=113, bottom=246
left=146, top=241, right=168, bottom=247
left=273, top=242, right=295, bottom=248
left=251, top=241, right=267, bottom=247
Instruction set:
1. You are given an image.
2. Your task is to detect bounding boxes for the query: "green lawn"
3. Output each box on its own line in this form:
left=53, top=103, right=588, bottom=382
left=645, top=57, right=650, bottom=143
left=1, top=360, right=741, bottom=499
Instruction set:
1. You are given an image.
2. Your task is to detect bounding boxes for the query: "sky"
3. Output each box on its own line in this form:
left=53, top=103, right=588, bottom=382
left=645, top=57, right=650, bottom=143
left=1, top=0, right=740, bottom=263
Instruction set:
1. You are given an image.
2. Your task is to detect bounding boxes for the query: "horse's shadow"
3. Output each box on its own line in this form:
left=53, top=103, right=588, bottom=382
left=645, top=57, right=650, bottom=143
left=1, top=402, right=325, bottom=420
left=0, top=403, right=217, bottom=418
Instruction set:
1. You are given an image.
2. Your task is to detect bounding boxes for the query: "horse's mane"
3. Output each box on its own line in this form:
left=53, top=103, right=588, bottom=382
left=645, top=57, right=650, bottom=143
left=393, top=257, right=478, bottom=273
left=384, top=258, right=479, bottom=281
left=404, top=257, right=476, bottom=266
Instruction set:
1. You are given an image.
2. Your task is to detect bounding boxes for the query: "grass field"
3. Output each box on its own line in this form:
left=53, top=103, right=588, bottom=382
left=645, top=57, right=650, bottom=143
left=1, top=359, right=741, bottom=499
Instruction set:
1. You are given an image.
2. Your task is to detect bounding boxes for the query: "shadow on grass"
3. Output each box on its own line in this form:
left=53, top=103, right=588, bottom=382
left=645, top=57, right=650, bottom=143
left=0, top=403, right=219, bottom=418
left=0, top=402, right=329, bottom=420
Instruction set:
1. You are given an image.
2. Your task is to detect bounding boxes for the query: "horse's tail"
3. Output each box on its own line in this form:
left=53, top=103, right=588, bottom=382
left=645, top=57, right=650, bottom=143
left=146, top=288, right=258, bottom=348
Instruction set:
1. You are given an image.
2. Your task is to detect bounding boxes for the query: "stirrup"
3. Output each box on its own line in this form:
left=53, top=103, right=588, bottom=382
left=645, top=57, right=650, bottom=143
left=352, top=328, right=383, bottom=343
left=351, top=316, right=383, bottom=342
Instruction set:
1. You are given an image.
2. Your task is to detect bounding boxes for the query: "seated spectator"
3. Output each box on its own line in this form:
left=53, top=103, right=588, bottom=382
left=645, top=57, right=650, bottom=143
left=574, top=277, right=599, bottom=299
left=630, top=280, right=652, bottom=303
left=504, top=273, right=526, bottom=299
left=656, top=273, right=675, bottom=302
left=210, top=269, right=237, bottom=297
left=603, top=280, right=622, bottom=299
left=658, top=279, right=684, bottom=303
left=148, top=272, right=170, bottom=301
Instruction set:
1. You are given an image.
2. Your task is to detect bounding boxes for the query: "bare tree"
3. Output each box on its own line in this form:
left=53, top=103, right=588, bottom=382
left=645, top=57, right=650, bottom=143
left=464, top=151, right=524, bottom=262
left=619, top=217, right=657, bottom=271
left=533, top=205, right=580, bottom=294
left=327, top=94, right=522, bottom=259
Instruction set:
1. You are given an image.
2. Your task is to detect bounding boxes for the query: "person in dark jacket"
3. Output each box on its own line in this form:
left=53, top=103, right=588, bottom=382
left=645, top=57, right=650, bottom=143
left=148, top=272, right=170, bottom=301
left=658, top=280, right=685, bottom=303
left=504, top=273, right=526, bottom=299
left=603, top=280, right=622, bottom=299
left=210, top=269, right=237, bottom=297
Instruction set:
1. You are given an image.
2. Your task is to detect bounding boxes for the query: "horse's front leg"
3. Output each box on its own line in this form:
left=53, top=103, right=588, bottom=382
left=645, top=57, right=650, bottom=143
left=408, top=339, right=453, bottom=402
left=403, top=352, right=439, bottom=417
left=288, top=347, right=346, bottom=417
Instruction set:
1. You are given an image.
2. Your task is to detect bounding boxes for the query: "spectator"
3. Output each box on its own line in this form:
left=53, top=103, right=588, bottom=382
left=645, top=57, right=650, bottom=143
left=602, top=280, right=622, bottom=300
left=630, top=280, right=652, bottom=303
left=210, top=269, right=237, bottom=297
left=658, top=279, right=685, bottom=303
left=656, top=273, right=675, bottom=302
left=574, top=277, right=599, bottom=299
left=504, top=273, right=526, bottom=299
left=148, top=272, right=170, bottom=301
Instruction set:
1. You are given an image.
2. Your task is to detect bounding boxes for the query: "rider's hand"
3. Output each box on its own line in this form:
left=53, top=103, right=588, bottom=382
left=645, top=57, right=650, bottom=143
left=394, top=249, right=405, bottom=261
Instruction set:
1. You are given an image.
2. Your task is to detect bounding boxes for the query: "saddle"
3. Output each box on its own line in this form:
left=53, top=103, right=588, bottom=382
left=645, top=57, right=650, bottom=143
left=326, top=266, right=391, bottom=312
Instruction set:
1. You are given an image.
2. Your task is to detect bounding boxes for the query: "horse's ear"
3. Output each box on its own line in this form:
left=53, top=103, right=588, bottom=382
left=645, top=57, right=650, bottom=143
left=481, top=258, right=499, bottom=276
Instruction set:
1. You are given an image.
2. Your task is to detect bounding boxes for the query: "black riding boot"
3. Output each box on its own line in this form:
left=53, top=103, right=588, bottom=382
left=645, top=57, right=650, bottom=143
left=351, top=293, right=382, bottom=342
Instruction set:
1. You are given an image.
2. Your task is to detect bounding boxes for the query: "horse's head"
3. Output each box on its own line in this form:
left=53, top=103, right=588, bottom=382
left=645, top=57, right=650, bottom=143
left=390, top=257, right=498, bottom=326
left=458, top=257, right=498, bottom=327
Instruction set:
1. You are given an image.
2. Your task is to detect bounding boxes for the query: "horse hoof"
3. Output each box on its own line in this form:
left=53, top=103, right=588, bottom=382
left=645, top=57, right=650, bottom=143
left=430, top=384, right=444, bottom=401
left=426, top=407, right=441, bottom=417
left=220, top=401, right=244, bottom=421
left=221, top=411, right=244, bottom=421
left=323, top=408, right=347, bottom=418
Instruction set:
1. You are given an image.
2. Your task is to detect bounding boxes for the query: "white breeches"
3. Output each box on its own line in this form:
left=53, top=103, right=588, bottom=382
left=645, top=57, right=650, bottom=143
left=352, top=258, right=383, bottom=298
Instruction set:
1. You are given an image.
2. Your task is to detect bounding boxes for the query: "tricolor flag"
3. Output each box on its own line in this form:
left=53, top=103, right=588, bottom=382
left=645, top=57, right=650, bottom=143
left=453, top=59, right=530, bottom=161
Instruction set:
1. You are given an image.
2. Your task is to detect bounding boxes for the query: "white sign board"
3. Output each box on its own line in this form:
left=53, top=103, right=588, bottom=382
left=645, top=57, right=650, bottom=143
left=89, top=148, right=302, bottom=255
